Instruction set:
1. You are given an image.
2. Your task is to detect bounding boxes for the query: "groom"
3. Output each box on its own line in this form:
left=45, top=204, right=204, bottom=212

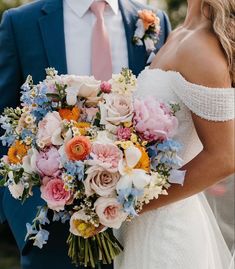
left=0, top=0, right=171, bottom=268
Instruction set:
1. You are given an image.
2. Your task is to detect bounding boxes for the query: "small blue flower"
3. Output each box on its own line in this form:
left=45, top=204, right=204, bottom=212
left=53, top=211, right=70, bottom=223
left=117, top=188, right=143, bottom=217
left=25, top=223, right=38, bottom=240
left=64, top=161, right=85, bottom=181
left=33, top=229, right=49, bottom=249
left=157, top=139, right=182, bottom=153
left=33, top=207, right=50, bottom=225
left=0, top=134, right=17, bottom=146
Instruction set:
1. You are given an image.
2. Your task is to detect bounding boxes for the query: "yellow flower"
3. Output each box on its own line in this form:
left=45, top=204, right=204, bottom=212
left=134, top=144, right=150, bottom=172
left=8, top=140, right=28, bottom=164
left=74, top=122, right=91, bottom=136
left=130, top=133, right=138, bottom=143
left=116, top=141, right=133, bottom=150
left=73, top=219, right=96, bottom=238
left=124, top=122, right=133, bottom=128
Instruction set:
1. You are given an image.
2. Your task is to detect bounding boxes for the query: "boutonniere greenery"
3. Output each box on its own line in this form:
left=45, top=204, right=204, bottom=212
left=133, top=9, right=161, bottom=53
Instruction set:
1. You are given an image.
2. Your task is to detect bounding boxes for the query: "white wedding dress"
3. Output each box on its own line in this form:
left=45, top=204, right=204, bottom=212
left=114, top=68, right=234, bottom=269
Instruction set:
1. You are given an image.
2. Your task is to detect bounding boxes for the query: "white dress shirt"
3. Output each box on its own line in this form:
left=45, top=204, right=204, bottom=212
left=63, top=0, right=129, bottom=76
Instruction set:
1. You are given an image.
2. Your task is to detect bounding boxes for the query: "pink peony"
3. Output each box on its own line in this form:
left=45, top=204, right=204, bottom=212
left=36, top=147, right=61, bottom=176
left=84, top=166, right=120, bottom=197
left=37, top=111, right=62, bottom=146
left=87, top=143, right=122, bottom=172
left=94, top=197, right=128, bottom=229
left=133, top=97, right=178, bottom=142
left=116, top=127, right=132, bottom=141
left=40, top=176, right=71, bottom=211
left=100, top=81, right=112, bottom=94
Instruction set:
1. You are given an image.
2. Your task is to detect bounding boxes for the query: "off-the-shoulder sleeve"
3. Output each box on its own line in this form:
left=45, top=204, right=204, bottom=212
left=171, top=72, right=235, bottom=121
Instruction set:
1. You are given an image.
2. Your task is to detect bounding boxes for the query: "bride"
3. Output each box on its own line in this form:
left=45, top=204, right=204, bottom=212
left=114, top=0, right=234, bottom=268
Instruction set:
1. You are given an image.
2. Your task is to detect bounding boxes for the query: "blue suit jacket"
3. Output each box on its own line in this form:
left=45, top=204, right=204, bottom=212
left=0, top=0, right=171, bottom=268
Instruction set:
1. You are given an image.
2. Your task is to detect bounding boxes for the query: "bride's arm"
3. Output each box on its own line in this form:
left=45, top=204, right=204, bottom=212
left=142, top=40, right=235, bottom=213
left=142, top=116, right=234, bottom=212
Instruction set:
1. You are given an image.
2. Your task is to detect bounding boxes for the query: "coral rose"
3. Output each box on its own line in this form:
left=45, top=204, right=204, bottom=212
left=138, top=9, right=159, bottom=30
left=65, top=136, right=91, bottom=161
left=40, top=176, right=71, bottom=211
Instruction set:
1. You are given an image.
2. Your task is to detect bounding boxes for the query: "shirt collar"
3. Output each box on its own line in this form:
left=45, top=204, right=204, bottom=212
left=65, top=0, right=119, bottom=18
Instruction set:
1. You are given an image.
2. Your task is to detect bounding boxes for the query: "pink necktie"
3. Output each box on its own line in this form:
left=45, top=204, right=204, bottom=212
left=90, top=1, right=113, bottom=81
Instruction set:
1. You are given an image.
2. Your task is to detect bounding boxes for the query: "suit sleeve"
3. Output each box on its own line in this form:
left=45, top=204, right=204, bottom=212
left=0, top=10, right=23, bottom=223
left=162, top=11, right=172, bottom=42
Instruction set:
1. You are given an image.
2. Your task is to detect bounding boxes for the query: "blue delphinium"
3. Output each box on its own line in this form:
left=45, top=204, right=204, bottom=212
left=64, top=160, right=85, bottom=181
left=33, top=229, right=50, bottom=249
left=33, top=207, right=50, bottom=226
left=149, top=139, right=183, bottom=170
left=53, top=211, right=70, bottom=224
left=0, top=116, right=17, bottom=146
left=25, top=223, right=38, bottom=241
left=117, top=188, right=143, bottom=217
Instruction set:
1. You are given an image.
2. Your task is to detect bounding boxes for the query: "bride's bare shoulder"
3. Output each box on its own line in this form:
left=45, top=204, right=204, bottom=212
left=175, top=30, right=231, bottom=88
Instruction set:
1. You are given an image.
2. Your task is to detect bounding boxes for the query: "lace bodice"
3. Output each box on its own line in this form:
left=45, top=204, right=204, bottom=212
left=136, top=69, right=235, bottom=164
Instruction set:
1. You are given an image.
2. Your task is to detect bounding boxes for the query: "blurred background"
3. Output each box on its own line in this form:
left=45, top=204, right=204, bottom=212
left=0, top=0, right=234, bottom=269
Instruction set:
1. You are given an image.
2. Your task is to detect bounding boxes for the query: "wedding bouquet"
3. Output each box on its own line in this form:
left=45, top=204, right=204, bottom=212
left=0, top=68, right=184, bottom=267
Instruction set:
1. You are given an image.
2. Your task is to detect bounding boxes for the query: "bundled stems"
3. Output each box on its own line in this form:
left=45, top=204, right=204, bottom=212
left=67, top=230, right=123, bottom=268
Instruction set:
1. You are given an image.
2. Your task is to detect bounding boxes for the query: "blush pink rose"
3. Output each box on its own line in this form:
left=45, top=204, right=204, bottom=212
left=37, top=111, right=62, bottom=146
left=36, top=147, right=61, bottom=176
left=87, top=143, right=122, bottom=172
left=94, top=197, right=128, bottom=229
left=40, top=177, right=71, bottom=211
left=84, top=166, right=120, bottom=197
left=133, top=97, right=178, bottom=142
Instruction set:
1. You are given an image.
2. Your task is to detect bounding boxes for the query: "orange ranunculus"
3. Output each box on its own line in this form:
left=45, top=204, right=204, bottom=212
left=138, top=9, right=159, bottom=30
left=8, top=140, right=28, bottom=164
left=74, top=122, right=91, bottom=136
left=59, top=107, right=80, bottom=121
left=134, top=144, right=150, bottom=172
left=65, top=136, right=91, bottom=161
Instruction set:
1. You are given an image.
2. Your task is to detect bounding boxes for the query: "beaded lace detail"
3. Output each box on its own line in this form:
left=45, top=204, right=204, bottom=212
left=169, top=70, right=234, bottom=121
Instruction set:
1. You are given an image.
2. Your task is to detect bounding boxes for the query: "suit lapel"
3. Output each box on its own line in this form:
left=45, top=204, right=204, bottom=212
left=38, top=0, right=67, bottom=75
left=119, top=0, right=148, bottom=76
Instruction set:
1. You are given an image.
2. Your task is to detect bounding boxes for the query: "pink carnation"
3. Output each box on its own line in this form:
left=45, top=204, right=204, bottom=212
left=133, top=97, right=178, bottom=142
left=40, top=177, right=71, bottom=211
left=100, top=81, right=112, bottom=94
left=87, top=143, right=122, bottom=172
left=36, top=147, right=61, bottom=176
left=116, top=127, right=132, bottom=141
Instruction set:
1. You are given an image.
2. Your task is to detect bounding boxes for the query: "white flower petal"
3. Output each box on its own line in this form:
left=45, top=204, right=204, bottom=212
left=132, top=169, right=151, bottom=190
left=125, top=146, right=142, bottom=169
left=51, top=127, right=63, bottom=145
left=116, top=174, right=133, bottom=192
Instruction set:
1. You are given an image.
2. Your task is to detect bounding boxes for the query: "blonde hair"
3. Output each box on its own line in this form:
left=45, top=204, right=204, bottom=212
left=202, top=0, right=235, bottom=86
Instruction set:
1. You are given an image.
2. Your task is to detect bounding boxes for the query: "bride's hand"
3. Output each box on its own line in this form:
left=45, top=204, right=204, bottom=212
left=89, top=224, right=106, bottom=237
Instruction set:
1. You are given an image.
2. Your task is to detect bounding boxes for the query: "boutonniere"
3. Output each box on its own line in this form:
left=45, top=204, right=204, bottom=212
left=133, top=9, right=161, bottom=53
